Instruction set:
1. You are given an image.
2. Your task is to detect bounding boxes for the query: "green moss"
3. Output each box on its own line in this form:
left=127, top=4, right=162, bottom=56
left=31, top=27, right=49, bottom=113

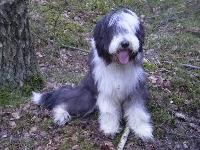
left=59, top=135, right=99, bottom=150
left=29, top=24, right=36, bottom=30
left=23, top=74, right=45, bottom=96
left=153, top=127, right=164, bottom=138
left=149, top=101, right=171, bottom=124
left=0, top=87, right=25, bottom=106
left=0, top=74, right=45, bottom=106
left=186, top=99, right=200, bottom=115
left=79, top=141, right=99, bottom=150
left=143, top=61, right=157, bottom=71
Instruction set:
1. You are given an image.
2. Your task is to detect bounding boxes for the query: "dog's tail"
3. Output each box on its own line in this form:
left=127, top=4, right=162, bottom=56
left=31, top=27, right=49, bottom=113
left=31, top=73, right=97, bottom=125
left=31, top=85, right=73, bottom=110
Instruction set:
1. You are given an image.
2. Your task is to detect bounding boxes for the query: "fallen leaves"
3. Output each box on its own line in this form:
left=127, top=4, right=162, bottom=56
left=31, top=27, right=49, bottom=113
left=1, top=134, right=8, bottom=138
left=11, top=112, right=21, bottom=120
left=9, top=121, right=17, bottom=129
left=30, top=126, right=38, bottom=133
left=72, top=145, right=80, bottom=150
left=147, top=72, right=170, bottom=88
left=0, top=83, right=199, bottom=150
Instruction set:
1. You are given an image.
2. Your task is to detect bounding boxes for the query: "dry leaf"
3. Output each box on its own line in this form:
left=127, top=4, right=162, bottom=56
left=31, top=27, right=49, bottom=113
left=30, top=126, right=38, bottom=133
left=72, top=145, right=80, bottom=150
left=157, top=76, right=164, bottom=85
left=104, top=141, right=114, bottom=147
left=9, top=121, right=17, bottom=129
left=11, top=112, right=21, bottom=120
left=36, top=52, right=43, bottom=58
left=148, top=75, right=158, bottom=84
left=2, top=134, right=8, bottom=138
left=71, top=134, right=78, bottom=141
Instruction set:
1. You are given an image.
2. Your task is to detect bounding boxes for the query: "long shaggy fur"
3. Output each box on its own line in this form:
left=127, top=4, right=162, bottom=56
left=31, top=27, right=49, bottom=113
left=31, top=8, right=153, bottom=141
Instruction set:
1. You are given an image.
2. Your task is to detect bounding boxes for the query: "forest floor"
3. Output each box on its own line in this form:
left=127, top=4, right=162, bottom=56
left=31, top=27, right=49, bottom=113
left=0, top=0, right=200, bottom=149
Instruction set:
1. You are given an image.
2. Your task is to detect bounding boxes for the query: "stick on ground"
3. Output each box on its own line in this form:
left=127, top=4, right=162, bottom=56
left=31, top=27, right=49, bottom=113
left=117, top=126, right=130, bottom=150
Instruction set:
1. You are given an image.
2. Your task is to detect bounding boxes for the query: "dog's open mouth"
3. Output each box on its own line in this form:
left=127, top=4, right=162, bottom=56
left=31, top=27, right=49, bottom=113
left=112, top=49, right=137, bottom=65
left=117, top=50, right=129, bottom=64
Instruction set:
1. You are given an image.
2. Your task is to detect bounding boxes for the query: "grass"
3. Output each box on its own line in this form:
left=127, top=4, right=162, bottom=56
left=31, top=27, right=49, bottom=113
left=0, top=86, right=33, bottom=106
left=1, top=0, right=199, bottom=149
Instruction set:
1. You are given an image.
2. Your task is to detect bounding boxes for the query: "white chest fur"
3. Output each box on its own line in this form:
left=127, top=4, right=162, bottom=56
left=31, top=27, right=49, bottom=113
left=92, top=51, right=144, bottom=101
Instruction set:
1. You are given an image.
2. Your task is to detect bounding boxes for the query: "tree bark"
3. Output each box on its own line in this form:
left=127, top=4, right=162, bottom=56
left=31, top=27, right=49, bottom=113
left=0, top=0, right=43, bottom=88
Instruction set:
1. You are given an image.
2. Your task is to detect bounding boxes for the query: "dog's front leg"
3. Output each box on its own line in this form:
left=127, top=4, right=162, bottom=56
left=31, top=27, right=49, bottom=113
left=123, top=99, right=153, bottom=142
left=97, top=94, right=121, bottom=137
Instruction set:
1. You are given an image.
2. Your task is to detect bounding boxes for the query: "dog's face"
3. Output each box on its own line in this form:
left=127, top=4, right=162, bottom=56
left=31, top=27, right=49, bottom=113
left=92, top=9, right=144, bottom=65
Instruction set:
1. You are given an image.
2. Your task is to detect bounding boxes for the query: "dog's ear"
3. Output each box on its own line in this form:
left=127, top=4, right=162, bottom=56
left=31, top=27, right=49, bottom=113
left=135, top=22, right=145, bottom=52
left=93, top=13, right=114, bottom=64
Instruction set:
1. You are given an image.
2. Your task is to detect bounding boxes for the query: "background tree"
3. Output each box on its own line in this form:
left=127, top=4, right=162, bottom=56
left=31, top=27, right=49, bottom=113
left=0, top=0, right=44, bottom=104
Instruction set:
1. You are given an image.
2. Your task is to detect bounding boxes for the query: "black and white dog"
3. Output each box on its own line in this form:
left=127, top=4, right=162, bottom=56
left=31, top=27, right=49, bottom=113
left=32, top=8, right=153, bottom=141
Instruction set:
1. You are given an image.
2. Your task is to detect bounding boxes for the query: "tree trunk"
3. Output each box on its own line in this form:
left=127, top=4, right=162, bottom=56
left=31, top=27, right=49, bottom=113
left=0, top=0, right=44, bottom=89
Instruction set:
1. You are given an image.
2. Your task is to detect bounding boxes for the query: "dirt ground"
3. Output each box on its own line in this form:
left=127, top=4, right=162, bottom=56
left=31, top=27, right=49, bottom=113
left=1, top=49, right=200, bottom=150
left=1, top=0, right=200, bottom=149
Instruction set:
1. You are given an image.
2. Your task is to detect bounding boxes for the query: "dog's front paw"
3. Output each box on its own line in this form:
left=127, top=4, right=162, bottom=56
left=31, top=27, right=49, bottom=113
left=133, top=123, right=154, bottom=142
left=99, top=118, right=121, bottom=138
left=100, top=125, right=120, bottom=139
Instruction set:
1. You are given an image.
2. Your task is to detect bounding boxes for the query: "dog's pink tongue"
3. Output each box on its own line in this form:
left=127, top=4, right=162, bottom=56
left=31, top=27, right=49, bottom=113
left=117, top=50, right=129, bottom=64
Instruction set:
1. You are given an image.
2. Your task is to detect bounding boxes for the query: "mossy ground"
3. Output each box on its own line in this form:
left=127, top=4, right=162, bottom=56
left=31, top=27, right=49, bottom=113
left=1, top=0, right=199, bottom=149
left=0, top=74, right=45, bottom=106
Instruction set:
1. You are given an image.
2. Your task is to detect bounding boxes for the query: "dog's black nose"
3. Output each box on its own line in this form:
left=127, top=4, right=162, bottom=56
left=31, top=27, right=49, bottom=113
left=121, top=40, right=129, bottom=48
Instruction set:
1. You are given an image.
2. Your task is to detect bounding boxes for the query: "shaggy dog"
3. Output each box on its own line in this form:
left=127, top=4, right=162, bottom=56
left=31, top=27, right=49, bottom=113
left=32, top=8, right=153, bottom=141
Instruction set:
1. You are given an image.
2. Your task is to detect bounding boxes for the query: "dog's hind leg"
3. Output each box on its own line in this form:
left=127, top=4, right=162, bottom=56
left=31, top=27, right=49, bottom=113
left=52, top=104, right=71, bottom=126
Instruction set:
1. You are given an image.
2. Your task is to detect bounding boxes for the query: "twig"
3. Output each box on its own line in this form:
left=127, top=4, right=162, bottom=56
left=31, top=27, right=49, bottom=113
left=181, top=63, right=200, bottom=70
left=117, top=126, right=130, bottom=150
left=55, top=38, right=90, bottom=53
left=31, top=30, right=90, bottom=53
left=173, top=111, right=200, bottom=124
left=162, top=61, right=200, bottom=70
